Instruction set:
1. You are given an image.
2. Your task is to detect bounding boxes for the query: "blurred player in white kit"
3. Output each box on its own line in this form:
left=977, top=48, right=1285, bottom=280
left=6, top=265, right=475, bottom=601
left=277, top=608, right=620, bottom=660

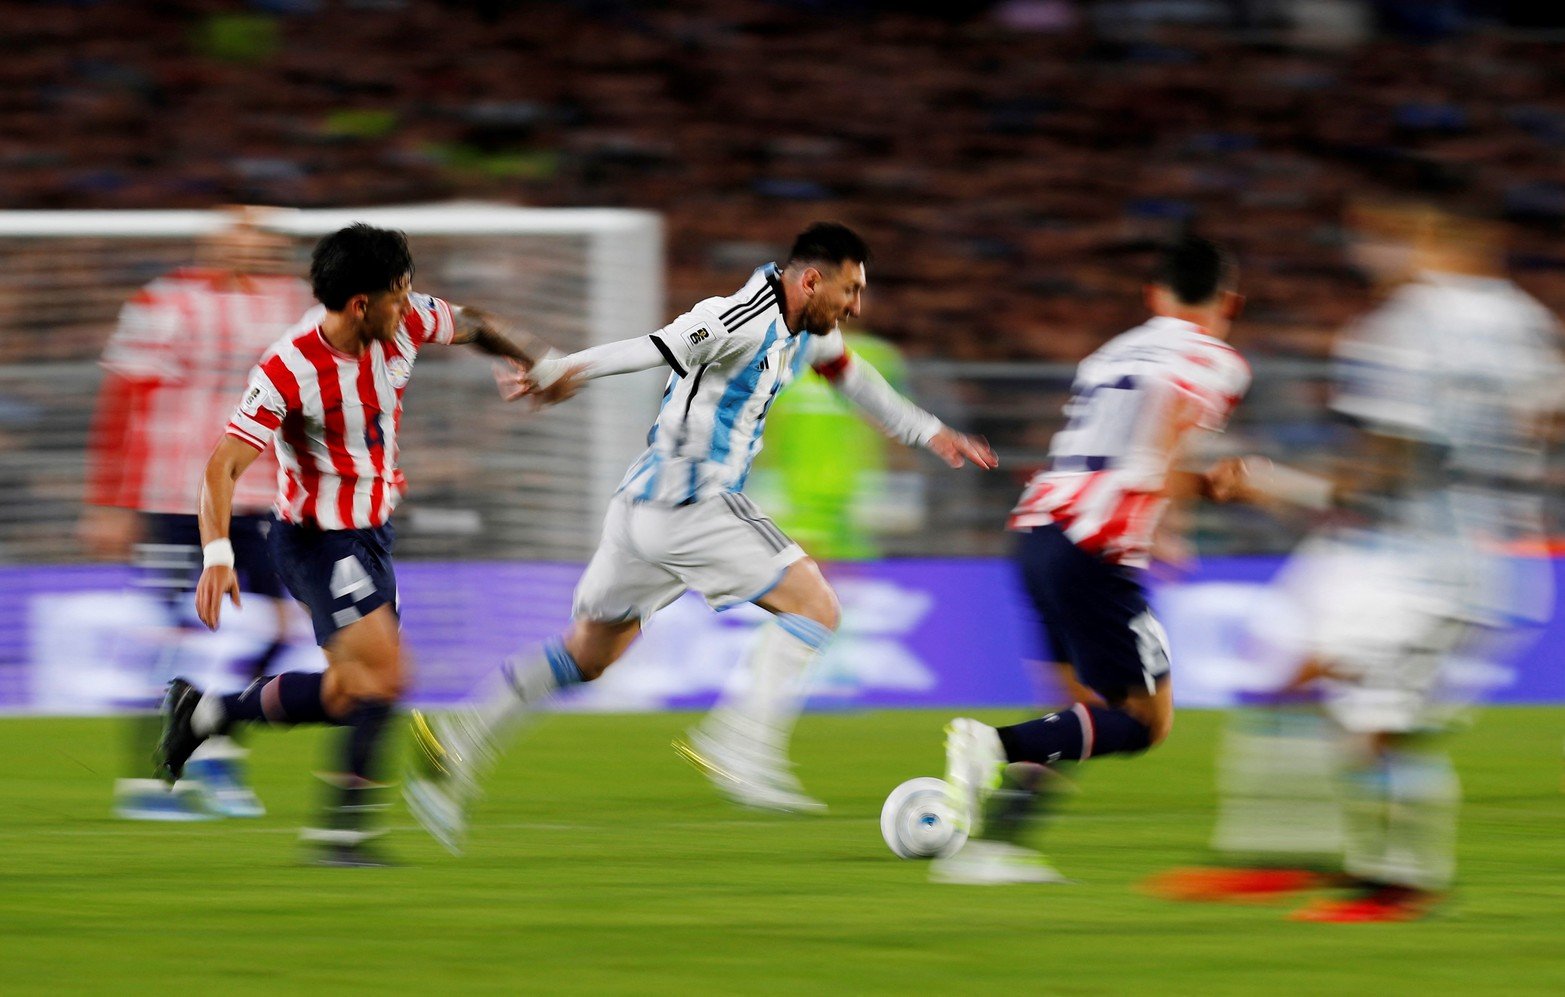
left=1224, top=202, right=1565, bottom=921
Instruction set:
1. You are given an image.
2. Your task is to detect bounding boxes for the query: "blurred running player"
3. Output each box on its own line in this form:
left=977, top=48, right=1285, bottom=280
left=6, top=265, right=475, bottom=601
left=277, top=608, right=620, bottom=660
left=1251, top=204, right=1565, bottom=921
left=934, top=235, right=1253, bottom=884
left=81, top=207, right=314, bottom=821
left=154, top=223, right=569, bottom=865
left=406, top=222, right=995, bottom=851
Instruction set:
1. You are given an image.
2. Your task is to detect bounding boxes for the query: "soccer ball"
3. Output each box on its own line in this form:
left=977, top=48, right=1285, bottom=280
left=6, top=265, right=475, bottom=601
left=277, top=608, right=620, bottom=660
left=880, top=776, right=967, bottom=860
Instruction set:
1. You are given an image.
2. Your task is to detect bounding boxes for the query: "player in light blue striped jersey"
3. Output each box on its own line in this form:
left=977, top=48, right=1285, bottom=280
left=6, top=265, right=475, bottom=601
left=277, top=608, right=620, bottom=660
left=406, top=223, right=995, bottom=850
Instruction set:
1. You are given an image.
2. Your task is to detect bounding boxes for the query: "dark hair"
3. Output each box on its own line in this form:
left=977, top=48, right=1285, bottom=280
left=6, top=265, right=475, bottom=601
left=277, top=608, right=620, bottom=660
left=1153, top=234, right=1235, bottom=305
left=310, top=224, right=414, bottom=310
left=786, top=221, right=871, bottom=270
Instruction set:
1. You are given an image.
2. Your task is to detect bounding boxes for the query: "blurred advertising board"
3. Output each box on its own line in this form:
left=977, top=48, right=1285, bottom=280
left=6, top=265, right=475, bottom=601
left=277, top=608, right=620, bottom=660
left=3, top=557, right=1560, bottom=715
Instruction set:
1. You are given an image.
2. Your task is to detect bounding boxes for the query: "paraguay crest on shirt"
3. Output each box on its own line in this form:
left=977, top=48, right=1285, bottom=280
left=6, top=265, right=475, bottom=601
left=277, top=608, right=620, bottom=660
left=386, top=355, right=413, bottom=389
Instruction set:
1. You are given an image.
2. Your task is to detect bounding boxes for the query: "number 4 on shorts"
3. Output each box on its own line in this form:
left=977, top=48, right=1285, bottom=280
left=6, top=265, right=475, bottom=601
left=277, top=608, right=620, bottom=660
left=331, top=555, right=373, bottom=601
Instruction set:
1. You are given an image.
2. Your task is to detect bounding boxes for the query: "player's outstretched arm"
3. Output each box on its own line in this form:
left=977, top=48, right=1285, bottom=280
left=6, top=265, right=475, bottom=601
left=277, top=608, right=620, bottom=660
left=505, top=335, right=670, bottom=408
left=447, top=304, right=590, bottom=408
left=195, top=435, right=262, bottom=631
left=1201, top=456, right=1336, bottom=509
left=449, top=305, right=555, bottom=366
left=815, top=348, right=997, bottom=469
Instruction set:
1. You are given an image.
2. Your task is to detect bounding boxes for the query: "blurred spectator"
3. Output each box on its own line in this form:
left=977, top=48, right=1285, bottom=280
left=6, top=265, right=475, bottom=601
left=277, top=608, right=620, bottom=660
left=2, top=1, right=1563, bottom=365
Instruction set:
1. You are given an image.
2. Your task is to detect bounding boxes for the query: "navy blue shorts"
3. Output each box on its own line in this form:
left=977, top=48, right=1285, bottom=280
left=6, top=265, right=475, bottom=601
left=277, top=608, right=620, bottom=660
left=1013, top=524, right=1171, bottom=704
left=135, top=513, right=284, bottom=619
left=268, top=519, right=398, bottom=647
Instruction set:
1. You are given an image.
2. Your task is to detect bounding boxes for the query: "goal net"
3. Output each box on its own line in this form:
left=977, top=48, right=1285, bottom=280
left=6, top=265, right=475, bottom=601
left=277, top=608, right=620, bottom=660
left=0, top=204, right=664, bottom=711
left=0, top=203, right=664, bottom=562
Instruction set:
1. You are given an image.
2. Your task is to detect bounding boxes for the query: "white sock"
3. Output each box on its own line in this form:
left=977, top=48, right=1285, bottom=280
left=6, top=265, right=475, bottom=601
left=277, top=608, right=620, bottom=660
left=189, top=734, right=244, bottom=763
left=471, top=636, right=584, bottom=747
left=701, top=614, right=832, bottom=765
left=1343, top=750, right=1459, bottom=892
left=191, top=692, right=227, bottom=739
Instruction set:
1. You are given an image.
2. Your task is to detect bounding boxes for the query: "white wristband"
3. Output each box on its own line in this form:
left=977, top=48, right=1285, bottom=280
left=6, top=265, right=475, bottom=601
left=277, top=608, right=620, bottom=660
left=529, top=349, right=566, bottom=389
left=1242, top=457, right=1335, bottom=511
left=202, top=539, right=235, bottom=569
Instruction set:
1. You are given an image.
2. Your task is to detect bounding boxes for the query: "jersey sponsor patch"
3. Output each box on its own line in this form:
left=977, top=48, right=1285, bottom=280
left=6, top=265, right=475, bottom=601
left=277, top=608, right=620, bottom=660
left=240, top=384, right=265, bottom=416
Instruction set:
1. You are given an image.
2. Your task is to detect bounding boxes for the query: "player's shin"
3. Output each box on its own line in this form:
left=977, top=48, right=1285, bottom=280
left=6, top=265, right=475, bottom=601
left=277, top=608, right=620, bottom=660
left=997, top=703, right=1153, bottom=765
left=196, top=671, right=336, bottom=735
left=467, top=635, right=586, bottom=751
left=699, top=614, right=830, bottom=768
left=681, top=614, right=832, bottom=812
left=304, top=699, right=394, bottom=863
left=1341, top=748, right=1459, bottom=893
left=979, top=762, right=1054, bottom=843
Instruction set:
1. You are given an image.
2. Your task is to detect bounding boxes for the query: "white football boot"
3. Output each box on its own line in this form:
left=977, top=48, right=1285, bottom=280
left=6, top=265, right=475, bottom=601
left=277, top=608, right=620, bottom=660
left=404, top=709, right=492, bottom=854
left=675, top=726, right=827, bottom=815
left=929, top=840, right=1071, bottom=885
left=943, top=717, right=1006, bottom=835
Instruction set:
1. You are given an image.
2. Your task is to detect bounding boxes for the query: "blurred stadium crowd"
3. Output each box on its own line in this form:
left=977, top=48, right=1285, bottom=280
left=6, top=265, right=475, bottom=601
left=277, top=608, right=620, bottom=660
left=5, top=0, right=1565, bottom=364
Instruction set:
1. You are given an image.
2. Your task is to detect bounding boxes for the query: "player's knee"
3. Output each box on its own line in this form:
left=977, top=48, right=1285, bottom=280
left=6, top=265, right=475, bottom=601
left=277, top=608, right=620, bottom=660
left=563, top=619, right=638, bottom=681
left=787, top=569, right=840, bottom=632
left=358, top=662, right=408, bottom=703
left=1117, top=697, right=1172, bottom=749
left=804, top=587, right=841, bottom=632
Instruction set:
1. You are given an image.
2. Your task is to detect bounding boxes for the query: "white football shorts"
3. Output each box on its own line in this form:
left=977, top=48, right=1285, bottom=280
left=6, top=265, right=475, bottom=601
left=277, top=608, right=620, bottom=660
left=1270, top=528, right=1480, bottom=734
left=572, top=492, right=806, bottom=623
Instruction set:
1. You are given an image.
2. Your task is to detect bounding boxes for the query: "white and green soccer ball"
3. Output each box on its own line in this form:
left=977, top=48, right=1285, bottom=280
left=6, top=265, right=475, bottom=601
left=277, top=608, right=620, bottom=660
left=880, top=776, right=968, bottom=860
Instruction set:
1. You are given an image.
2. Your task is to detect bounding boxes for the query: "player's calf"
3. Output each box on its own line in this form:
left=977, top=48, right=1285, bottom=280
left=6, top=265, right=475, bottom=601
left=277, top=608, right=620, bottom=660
left=995, top=702, right=1158, bottom=767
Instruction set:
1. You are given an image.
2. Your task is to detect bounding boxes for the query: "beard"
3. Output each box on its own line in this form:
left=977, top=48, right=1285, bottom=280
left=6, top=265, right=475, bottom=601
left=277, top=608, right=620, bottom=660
left=801, top=304, right=839, bottom=336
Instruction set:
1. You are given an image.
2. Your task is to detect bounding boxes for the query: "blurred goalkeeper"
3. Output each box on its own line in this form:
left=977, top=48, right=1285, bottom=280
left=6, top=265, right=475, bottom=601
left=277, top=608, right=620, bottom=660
left=81, top=207, right=314, bottom=821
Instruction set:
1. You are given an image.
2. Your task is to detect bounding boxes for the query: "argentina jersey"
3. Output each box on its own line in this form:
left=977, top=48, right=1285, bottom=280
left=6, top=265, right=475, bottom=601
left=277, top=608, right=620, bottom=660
left=619, top=264, right=833, bottom=505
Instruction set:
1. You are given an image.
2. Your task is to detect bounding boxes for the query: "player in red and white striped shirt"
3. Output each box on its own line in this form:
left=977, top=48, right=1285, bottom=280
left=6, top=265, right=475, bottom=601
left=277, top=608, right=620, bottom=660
left=935, top=236, right=1256, bottom=883
left=224, top=285, right=450, bottom=531
left=154, top=223, right=572, bottom=864
left=1007, top=297, right=1251, bottom=568
left=81, top=210, right=315, bottom=822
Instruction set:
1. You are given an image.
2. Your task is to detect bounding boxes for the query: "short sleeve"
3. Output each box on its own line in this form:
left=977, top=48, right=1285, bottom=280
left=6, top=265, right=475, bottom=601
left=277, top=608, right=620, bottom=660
left=406, top=292, right=456, bottom=348
left=101, top=285, right=184, bottom=381
left=226, top=365, right=289, bottom=451
left=1202, top=347, right=1252, bottom=431
left=1173, top=343, right=1251, bottom=433
left=647, top=300, right=765, bottom=375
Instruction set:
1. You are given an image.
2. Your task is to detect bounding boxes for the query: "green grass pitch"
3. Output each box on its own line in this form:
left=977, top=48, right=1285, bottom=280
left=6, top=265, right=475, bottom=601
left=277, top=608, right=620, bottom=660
left=2, top=708, right=1562, bottom=994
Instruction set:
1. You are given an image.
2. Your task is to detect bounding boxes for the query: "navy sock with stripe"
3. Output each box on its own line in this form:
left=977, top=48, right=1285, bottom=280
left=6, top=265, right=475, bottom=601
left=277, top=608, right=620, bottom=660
left=997, top=704, right=1152, bottom=764
left=210, top=672, right=336, bottom=734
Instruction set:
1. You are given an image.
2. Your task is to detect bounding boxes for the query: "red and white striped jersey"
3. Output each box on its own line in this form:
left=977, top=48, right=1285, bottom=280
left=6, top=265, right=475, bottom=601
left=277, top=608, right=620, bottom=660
left=1009, top=316, right=1251, bottom=566
left=225, top=292, right=456, bottom=530
left=86, top=269, right=315, bottom=515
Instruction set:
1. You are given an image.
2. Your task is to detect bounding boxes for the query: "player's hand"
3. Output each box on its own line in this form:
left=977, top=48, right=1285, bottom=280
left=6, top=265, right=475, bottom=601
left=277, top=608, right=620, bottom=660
left=497, top=359, right=587, bottom=409
left=77, top=506, right=140, bottom=560
left=195, top=565, right=241, bottom=631
left=1203, top=456, right=1254, bottom=503
left=926, top=427, right=998, bottom=470
left=527, top=363, right=587, bottom=408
